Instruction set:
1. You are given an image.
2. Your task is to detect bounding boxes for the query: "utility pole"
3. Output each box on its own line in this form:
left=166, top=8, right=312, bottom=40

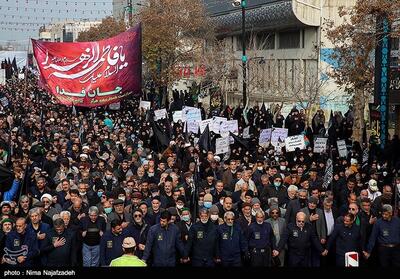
left=127, top=0, right=133, bottom=27
left=241, top=1, right=247, bottom=107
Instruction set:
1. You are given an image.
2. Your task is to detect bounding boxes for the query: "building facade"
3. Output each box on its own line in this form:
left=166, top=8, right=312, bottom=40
left=204, top=0, right=355, bottom=113
left=38, top=21, right=102, bottom=42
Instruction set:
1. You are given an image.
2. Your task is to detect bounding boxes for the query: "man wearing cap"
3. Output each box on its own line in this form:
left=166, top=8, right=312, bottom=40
left=110, top=237, right=147, bottom=267
left=367, top=179, right=382, bottom=202
left=107, top=199, right=130, bottom=231
left=300, top=196, right=327, bottom=266
left=124, top=191, right=143, bottom=215
left=142, top=211, right=186, bottom=266
left=41, top=218, right=78, bottom=267
left=185, top=208, right=219, bottom=266
left=364, top=204, right=400, bottom=267
left=4, top=218, right=39, bottom=267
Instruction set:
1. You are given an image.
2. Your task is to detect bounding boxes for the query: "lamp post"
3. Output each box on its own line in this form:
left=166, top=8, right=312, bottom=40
left=233, top=0, right=247, bottom=107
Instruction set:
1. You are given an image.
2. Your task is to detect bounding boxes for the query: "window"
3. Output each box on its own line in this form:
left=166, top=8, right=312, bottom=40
left=279, top=30, right=300, bottom=49
left=256, top=32, right=275, bottom=50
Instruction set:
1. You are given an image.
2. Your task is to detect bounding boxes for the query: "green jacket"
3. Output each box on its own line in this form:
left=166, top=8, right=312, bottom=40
left=110, top=255, right=147, bottom=267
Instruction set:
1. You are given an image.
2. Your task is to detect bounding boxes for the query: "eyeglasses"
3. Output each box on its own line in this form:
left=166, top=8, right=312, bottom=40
left=134, top=214, right=142, bottom=218
left=297, top=220, right=305, bottom=223
left=270, top=212, right=279, bottom=215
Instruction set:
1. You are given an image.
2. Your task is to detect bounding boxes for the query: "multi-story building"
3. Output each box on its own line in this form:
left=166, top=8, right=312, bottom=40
left=38, top=21, right=101, bottom=42
left=204, top=0, right=356, bottom=113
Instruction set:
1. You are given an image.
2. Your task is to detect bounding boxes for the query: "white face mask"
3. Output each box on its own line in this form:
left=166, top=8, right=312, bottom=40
left=177, top=204, right=183, bottom=209
left=383, top=171, right=388, bottom=177
left=280, top=165, right=286, bottom=171
left=118, top=197, right=125, bottom=202
left=210, top=214, right=219, bottom=221
left=79, top=191, right=86, bottom=196
left=257, top=167, right=263, bottom=171
left=105, top=175, right=113, bottom=180
left=257, top=221, right=264, bottom=225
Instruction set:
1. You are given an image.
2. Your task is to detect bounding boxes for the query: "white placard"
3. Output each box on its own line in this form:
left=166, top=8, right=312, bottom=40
left=173, top=111, right=183, bottom=123
left=108, top=102, right=120, bottom=110
left=216, top=137, right=230, bottom=154
left=199, top=119, right=213, bottom=133
left=285, top=135, right=306, bottom=152
left=139, top=100, right=151, bottom=110
left=314, top=137, right=328, bottom=153
left=0, top=97, right=9, bottom=107
left=271, top=128, right=288, bottom=147
left=259, top=129, right=272, bottom=147
left=229, top=135, right=234, bottom=145
left=337, top=140, right=348, bottom=158
left=243, top=127, right=250, bottom=139
left=345, top=252, right=359, bottom=267
left=0, top=69, right=5, bottom=85
left=183, top=106, right=202, bottom=122
left=224, top=120, right=238, bottom=136
left=212, top=116, right=227, bottom=134
left=187, top=120, right=200, bottom=134
left=154, top=109, right=167, bottom=121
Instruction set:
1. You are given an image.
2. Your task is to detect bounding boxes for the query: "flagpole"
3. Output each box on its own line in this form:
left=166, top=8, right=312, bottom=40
left=24, top=38, right=31, bottom=99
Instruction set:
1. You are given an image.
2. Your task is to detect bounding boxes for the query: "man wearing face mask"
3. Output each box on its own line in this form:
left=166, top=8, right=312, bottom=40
left=216, top=211, right=248, bottom=266
left=209, top=205, right=222, bottom=225
left=372, top=185, right=394, bottom=218
left=285, top=189, right=308, bottom=225
left=176, top=208, right=192, bottom=244
left=102, top=168, right=118, bottom=192
left=260, top=174, right=287, bottom=210
left=184, top=209, right=219, bottom=266
left=247, top=211, right=279, bottom=267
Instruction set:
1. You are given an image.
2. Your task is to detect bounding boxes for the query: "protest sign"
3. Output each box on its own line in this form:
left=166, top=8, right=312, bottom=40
left=314, top=137, right=328, bottom=153
left=285, top=135, right=306, bottom=152
left=216, top=137, right=230, bottom=154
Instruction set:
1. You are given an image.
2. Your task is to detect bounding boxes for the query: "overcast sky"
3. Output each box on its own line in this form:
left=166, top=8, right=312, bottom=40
left=0, top=0, right=113, bottom=44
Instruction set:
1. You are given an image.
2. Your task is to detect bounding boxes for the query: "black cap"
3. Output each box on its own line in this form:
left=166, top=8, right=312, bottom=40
left=113, top=199, right=124, bottom=205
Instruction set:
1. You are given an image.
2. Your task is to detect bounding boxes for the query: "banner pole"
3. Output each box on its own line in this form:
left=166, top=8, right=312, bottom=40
left=24, top=38, right=31, bottom=99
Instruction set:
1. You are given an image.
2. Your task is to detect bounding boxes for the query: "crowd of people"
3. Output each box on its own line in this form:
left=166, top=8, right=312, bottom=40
left=0, top=73, right=399, bottom=267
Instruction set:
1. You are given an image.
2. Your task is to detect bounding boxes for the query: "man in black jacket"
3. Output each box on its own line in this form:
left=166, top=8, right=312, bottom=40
left=41, top=218, right=77, bottom=267
left=284, top=189, right=308, bottom=225
left=185, top=208, right=219, bottom=266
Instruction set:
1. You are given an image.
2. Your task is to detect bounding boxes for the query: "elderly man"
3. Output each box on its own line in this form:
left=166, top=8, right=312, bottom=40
left=81, top=206, right=106, bottom=267
left=216, top=211, right=248, bottom=267
left=185, top=208, right=219, bottom=267
left=277, top=212, right=327, bottom=267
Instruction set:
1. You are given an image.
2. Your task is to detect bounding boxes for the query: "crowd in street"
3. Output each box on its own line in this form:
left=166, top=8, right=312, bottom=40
left=0, top=74, right=399, bottom=267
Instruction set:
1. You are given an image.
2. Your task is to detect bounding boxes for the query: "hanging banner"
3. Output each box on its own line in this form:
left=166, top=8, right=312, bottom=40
left=216, top=137, right=230, bottom=154
left=313, top=137, right=328, bottom=153
left=271, top=128, right=288, bottom=147
left=285, top=135, right=306, bottom=152
left=154, top=108, right=167, bottom=121
left=0, top=69, right=5, bottom=85
left=32, top=24, right=142, bottom=107
left=337, top=140, right=348, bottom=158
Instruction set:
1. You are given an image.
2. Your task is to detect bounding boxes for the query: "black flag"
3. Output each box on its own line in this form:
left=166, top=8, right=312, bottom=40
left=12, top=57, right=18, bottom=72
left=0, top=165, right=13, bottom=193
left=198, top=124, right=212, bottom=152
left=230, top=132, right=251, bottom=150
left=150, top=118, right=170, bottom=149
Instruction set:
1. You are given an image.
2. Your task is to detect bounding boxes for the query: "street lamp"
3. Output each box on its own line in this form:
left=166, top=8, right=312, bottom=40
left=232, top=0, right=247, bottom=107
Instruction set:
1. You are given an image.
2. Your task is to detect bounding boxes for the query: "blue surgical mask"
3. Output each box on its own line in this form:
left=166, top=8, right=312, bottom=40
left=274, top=182, right=281, bottom=187
left=97, top=192, right=103, bottom=198
left=104, top=208, right=112, bottom=214
left=204, top=201, right=212, bottom=209
left=181, top=215, right=190, bottom=222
